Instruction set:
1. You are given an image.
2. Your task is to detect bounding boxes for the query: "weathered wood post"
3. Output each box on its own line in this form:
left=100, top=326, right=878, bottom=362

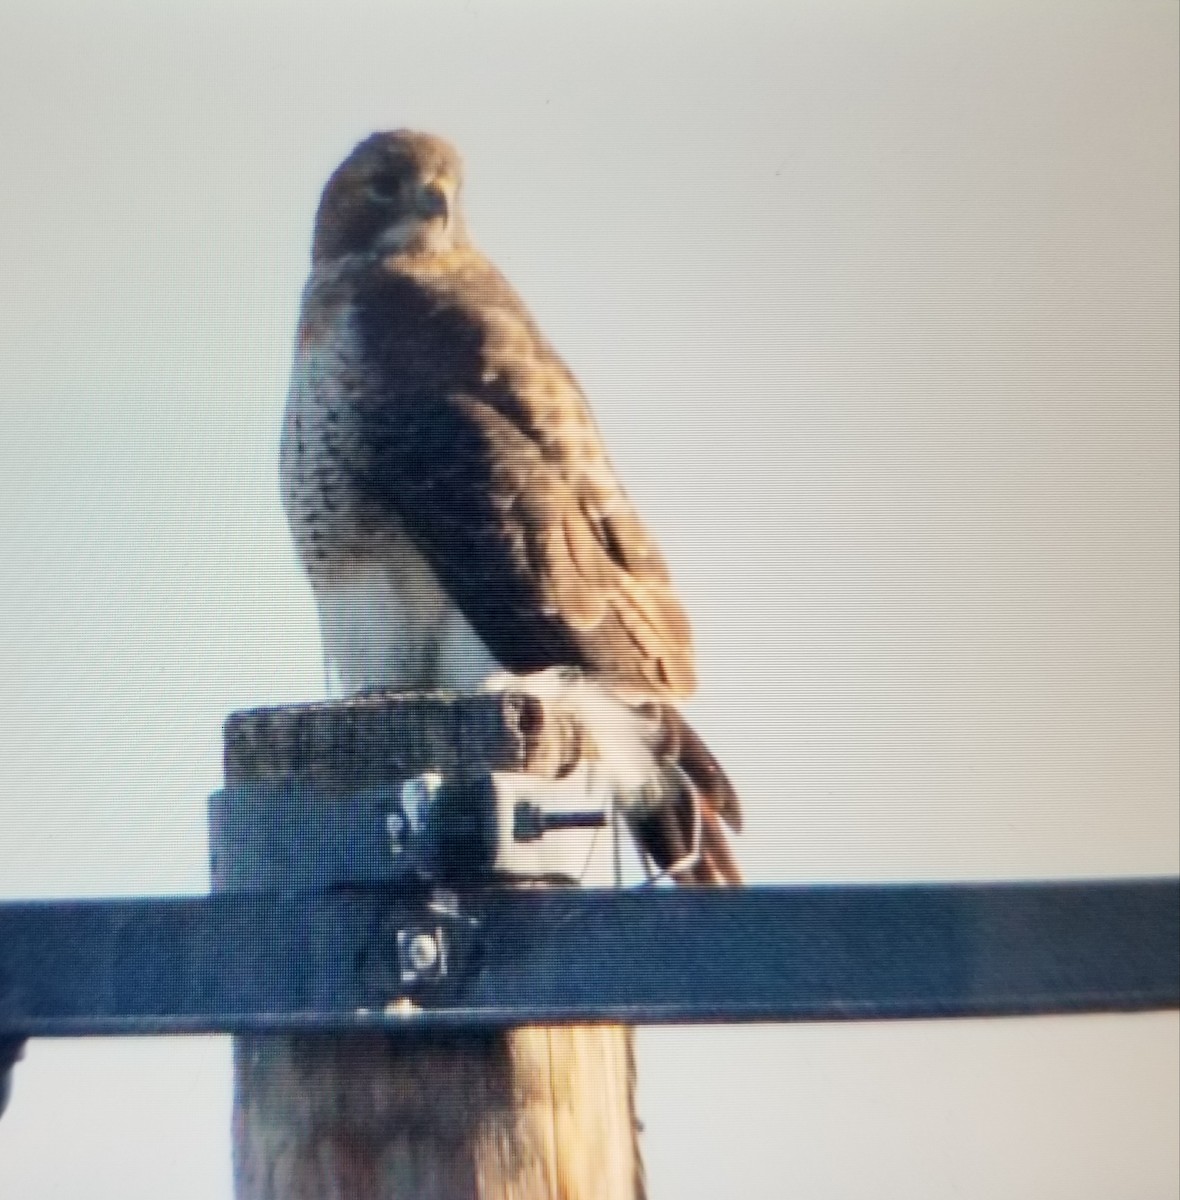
left=219, top=691, right=643, bottom=1200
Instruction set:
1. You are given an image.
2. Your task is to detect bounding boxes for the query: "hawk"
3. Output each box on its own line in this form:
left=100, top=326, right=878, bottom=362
left=281, top=130, right=741, bottom=884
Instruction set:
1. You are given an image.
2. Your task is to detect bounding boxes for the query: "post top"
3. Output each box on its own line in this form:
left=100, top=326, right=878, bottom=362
left=222, top=690, right=585, bottom=789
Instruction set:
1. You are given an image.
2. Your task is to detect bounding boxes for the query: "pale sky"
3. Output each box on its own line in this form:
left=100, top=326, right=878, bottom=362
left=0, top=0, right=1177, bottom=1196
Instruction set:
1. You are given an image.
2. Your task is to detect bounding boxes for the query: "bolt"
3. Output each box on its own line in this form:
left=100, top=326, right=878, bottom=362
left=406, top=931, right=439, bottom=975
left=513, top=801, right=607, bottom=842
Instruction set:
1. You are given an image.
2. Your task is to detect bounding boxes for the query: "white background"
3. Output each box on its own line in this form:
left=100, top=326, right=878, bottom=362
left=0, top=0, right=1177, bottom=1196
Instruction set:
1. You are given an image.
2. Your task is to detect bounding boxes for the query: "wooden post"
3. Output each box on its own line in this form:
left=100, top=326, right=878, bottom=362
left=221, top=691, right=644, bottom=1200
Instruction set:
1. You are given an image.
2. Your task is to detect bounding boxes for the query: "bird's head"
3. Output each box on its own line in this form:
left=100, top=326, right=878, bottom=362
left=311, top=130, right=466, bottom=264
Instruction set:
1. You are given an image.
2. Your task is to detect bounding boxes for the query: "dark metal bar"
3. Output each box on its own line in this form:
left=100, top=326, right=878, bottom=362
left=0, top=879, right=1176, bottom=1037
left=0, top=1037, right=21, bottom=1119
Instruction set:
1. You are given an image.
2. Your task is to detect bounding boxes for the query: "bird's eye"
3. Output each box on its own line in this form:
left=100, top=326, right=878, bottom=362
left=366, top=173, right=401, bottom=203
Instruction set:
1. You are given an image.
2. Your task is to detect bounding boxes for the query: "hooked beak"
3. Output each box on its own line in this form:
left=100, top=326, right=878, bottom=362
left=415, top=182, right=450, bottom=222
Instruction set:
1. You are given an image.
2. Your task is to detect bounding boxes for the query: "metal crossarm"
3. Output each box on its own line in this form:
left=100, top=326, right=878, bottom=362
left=0, top=879, right=1176, bottom=1038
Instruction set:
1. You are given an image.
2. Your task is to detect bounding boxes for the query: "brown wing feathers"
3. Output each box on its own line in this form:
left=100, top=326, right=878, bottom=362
left=352, top=255, right=697, bottom=697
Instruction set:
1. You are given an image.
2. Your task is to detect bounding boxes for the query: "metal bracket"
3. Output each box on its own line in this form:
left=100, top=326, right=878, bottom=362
left=209, top=770, right=611, bottom=893
left=207, top=768, right=610, bottom=1017
left=359, top=888, right=482, bottom=1006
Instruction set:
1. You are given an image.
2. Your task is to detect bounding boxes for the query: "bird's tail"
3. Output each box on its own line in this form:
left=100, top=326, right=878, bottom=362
left=626, top=702, right=743, bottom=886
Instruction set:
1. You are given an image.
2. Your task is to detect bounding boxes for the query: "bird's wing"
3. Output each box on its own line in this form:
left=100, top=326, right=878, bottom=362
left=347, top=250, right=697, bottom=699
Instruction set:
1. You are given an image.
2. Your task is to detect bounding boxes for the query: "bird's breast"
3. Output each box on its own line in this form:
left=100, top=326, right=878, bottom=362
left=280, top=291, right=374, bottom=569
left=280, top=282, right=501, bottom=694
left=310, top=547, right=502, bottom=695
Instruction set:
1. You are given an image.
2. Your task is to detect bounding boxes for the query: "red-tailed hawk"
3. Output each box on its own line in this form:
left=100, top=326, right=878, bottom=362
left=281, top=130, right=741, bottom=884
